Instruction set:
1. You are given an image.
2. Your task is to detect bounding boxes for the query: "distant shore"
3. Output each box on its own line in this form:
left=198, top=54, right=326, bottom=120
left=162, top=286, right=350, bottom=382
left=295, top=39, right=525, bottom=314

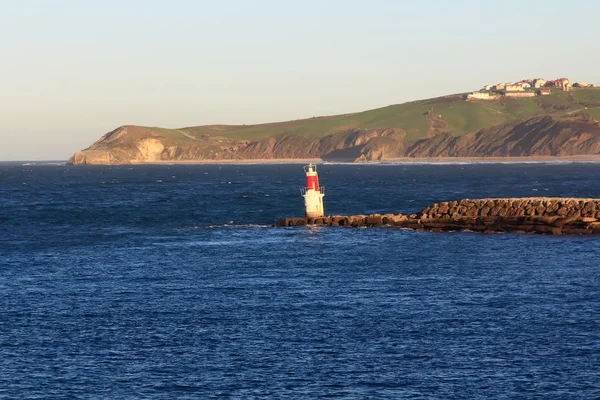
left=70, top=155, right=600, bottom=165
left=11, top=155, right=600, bottom=165
left=379, top=155, right=600, bottom=164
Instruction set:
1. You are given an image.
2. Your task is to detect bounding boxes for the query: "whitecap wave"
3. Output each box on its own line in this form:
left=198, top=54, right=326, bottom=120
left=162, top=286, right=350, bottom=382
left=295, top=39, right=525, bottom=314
left=178, top=223, right=271, bottom=230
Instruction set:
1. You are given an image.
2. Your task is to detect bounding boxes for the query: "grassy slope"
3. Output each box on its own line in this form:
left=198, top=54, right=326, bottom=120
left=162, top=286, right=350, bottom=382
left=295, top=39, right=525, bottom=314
left=572, top=88, right=600, bottom=104
left=140, top=88, right=600, bottom=143
left=584, top=108, right=600, bottom=120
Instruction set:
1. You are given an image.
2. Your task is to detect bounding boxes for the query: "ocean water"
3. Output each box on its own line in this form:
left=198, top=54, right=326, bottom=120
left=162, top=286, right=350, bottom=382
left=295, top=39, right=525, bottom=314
left=1, top=162, right=600, bottom=398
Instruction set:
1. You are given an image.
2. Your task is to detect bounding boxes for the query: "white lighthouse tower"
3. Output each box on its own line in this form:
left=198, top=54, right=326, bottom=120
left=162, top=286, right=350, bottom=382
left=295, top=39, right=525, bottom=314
left=300, top=163, right=325, bottom=218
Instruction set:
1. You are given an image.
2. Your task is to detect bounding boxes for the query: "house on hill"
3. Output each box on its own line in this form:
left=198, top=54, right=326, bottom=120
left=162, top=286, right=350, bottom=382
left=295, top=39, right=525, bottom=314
left=505, top=83, right=525, bottom=92
left=574, top=82, right=590, bottom=88
left=503, top=91, right=536, bottom=98
left=467, top=91, right=500, bottom=100
left=556, top=78, right=571, bottom=90
left=539, top=87, right=551, bottom=95
left=533, top=78, right=546, bottom=88
left=548, top=78, right=571, bottom=90
left=516, top=80, right=532, bottom=89
left=502, top=81, right=535, bottom=97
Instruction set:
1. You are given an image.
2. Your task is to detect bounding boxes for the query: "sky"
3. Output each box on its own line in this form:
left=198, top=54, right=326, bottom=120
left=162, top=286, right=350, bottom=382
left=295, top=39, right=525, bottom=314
left=1, top=0, right=599, bottom=160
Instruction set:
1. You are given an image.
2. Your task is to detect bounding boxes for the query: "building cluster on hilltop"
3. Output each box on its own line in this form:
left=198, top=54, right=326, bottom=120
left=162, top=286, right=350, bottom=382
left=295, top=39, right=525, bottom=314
left=467, top=77, right=594, bottom=100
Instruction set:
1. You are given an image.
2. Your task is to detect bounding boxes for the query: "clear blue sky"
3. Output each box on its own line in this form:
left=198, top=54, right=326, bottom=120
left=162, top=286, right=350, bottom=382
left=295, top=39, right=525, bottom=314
left=1, top=0, right=599, bottom=160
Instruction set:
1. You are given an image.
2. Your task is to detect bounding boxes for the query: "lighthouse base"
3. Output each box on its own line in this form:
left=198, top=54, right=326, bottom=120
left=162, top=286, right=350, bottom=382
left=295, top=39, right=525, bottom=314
left=303, top=192, right=324, bottom=219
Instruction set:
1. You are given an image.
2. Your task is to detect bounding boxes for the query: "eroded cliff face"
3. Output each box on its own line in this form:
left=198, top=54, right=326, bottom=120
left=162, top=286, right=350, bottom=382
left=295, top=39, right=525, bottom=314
left=69, top=126, right=407, bottom=164
left=238, top=128, right=406, bottom=161
left=69, top=115, right=600, bottom=164
left=406, top=115, right=600, bottom=157
left=69, top=126, right=245, bottom=164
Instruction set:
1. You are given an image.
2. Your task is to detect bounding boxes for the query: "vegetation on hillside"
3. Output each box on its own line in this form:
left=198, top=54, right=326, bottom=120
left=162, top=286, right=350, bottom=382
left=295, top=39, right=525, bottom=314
left=160, top=88, right=600, bottom=143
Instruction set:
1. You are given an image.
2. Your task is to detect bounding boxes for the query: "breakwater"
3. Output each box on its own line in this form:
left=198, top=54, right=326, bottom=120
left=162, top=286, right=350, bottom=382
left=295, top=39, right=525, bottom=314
left=276, top=198, right=600, bottom=234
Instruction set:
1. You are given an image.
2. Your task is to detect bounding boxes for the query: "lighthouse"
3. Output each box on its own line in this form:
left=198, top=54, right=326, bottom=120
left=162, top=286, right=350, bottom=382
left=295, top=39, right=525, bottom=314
left=300, top=163, right=325, bottom=218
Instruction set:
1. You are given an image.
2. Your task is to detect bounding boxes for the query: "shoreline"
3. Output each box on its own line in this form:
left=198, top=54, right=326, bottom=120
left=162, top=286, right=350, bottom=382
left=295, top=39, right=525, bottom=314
left=380, top=155, right=600, bottom=164
left=12, top=155, right=600, bottom=165
left=61, top=155, right=600, bottom=165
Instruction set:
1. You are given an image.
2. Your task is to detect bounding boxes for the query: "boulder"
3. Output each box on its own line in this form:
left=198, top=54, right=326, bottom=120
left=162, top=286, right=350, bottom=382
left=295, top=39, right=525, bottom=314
left=366, top=215, right=383, bottom=226
left=557, top=207, right=568, bottom=216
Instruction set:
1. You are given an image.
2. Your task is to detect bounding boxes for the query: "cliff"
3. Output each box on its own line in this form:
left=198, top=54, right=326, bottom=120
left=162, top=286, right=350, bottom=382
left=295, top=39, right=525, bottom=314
left=406, top=115, right=600, bottom=157
left=69, top=126, right=408, bottom=164
left=69, top=126, right=247, bottom=165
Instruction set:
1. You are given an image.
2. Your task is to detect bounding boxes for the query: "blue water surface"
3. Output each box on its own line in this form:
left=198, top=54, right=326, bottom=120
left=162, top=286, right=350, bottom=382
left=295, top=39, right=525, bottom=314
left=1, top=162, right=599, bottom=398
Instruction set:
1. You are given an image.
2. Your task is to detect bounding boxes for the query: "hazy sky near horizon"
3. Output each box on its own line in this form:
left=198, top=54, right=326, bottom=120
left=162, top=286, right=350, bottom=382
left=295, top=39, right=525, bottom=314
left=2, top=0, right=599, bottom=160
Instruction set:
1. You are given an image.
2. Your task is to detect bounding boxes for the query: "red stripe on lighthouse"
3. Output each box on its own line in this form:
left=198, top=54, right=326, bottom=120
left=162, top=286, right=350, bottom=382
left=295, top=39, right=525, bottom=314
left=306, top=175, right=319, bottom=192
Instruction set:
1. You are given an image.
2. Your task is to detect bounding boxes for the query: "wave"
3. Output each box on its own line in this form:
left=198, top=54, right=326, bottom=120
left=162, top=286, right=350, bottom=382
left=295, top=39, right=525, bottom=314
left=21, top=162, right=67, bottom=166
left=178, top=223, right=271, bottom=230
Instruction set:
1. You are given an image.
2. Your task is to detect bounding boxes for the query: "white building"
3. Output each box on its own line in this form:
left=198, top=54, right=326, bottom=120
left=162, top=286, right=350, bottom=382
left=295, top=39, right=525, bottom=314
left=468, top=92, right=500, bottom=100
left=533, top=78, right=546, bottom=88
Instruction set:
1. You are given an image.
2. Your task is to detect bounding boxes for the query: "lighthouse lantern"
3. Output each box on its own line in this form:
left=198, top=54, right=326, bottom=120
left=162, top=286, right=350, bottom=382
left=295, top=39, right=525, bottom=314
left=300, top=163, right=325, bottom=218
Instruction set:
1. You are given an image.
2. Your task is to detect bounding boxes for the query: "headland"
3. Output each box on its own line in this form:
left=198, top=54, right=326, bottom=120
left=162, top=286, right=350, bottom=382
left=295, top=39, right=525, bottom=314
left=69, top=82, right=600, bottom=165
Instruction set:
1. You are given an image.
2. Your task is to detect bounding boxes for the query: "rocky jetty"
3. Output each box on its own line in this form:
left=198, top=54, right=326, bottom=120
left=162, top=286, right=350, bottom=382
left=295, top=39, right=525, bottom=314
left=275, top=198, right=600, bottom=235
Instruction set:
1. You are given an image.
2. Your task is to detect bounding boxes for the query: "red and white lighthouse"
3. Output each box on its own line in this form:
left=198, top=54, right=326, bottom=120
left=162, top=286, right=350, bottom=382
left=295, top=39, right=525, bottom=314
left=300, top=163, right=325, bottom=218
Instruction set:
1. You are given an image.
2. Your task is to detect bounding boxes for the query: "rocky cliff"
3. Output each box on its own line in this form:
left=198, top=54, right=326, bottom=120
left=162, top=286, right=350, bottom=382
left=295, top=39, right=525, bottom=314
left=69, top=115, right=600, bottom=164
left=406, top=115, right=600, bottom=157
left=69, top=126, right=246, bottom=164
left=238, top=128, right=406, bottom=161
left=69, top=126, right=408, bottom=164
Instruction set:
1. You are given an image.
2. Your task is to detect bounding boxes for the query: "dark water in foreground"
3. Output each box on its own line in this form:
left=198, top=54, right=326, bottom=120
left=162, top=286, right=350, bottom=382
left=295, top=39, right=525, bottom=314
left=1, top=162, right=600, bottom=398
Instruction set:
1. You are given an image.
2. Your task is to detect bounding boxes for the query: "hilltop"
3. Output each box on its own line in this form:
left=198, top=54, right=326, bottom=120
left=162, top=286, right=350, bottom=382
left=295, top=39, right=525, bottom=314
left=69, top=86, right=600, bottom=164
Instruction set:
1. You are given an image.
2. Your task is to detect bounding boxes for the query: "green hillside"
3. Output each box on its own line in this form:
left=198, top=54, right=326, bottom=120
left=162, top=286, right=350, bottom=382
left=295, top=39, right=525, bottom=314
left=584, top=108, right=600, bottom=120
left=145, top=88, right=600, bottom=143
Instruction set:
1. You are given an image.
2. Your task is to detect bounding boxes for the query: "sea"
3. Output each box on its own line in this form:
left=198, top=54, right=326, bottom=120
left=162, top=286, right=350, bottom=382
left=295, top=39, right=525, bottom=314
left=1, top=161, right=600, bottom=399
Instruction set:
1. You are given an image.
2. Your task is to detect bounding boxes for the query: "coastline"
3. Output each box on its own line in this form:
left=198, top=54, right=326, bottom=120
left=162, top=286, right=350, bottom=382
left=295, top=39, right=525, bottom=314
left=378, top=155, right=600, bottom=164
left=65, top=154, right=600, bottom=165
left=133, top=158, right=324, bottom=165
